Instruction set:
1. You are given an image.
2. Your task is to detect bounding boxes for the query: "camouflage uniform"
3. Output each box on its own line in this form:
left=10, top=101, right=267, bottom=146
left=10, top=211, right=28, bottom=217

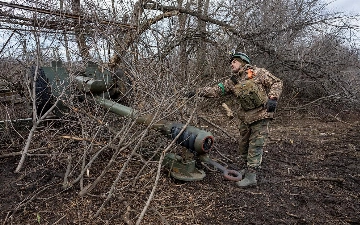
left=198, top=64, right=283, bottom=169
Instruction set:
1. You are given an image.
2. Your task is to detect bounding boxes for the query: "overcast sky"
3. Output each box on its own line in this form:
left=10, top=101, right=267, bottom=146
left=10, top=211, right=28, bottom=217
left=325, top=0, right=360, bottom=44
left=325, top=0, right=360, bottom=14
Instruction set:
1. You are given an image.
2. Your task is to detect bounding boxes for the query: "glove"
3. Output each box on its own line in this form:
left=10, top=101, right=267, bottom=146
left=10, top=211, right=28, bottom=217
left=185, top=90, right=196, bottom=98
left=266, top=98, right=277, bottom=112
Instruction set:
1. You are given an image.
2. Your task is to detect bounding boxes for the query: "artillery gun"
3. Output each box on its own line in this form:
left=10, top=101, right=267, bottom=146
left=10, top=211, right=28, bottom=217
left=7, top=60, right=243, bottom=182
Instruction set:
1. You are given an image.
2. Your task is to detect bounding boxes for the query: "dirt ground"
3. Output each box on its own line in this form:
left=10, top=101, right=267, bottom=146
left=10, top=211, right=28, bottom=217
left=1, top=105, right=359, bottom=224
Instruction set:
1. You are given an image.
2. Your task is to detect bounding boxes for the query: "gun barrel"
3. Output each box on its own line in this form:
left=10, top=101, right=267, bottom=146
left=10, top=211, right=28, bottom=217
left=95, top=96, right=137, bottom=118
left=75, top=76, right=108, bottom=93
left=94, top=97, right=214, bottom=154
left=73, top=75, right=214, bottom=154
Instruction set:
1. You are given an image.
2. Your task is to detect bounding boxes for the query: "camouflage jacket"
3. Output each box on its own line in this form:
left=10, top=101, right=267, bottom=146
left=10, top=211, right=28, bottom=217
left=198, top=64, right=283, bottom=124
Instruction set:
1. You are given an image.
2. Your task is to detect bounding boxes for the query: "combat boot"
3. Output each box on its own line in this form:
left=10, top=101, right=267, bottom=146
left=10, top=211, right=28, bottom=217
left=239, top=169, right=246, bottom=177
left=236, top=169, right=257, bottom=188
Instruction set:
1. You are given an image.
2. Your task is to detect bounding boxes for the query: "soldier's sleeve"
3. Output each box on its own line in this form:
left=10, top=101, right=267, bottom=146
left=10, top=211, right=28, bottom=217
left=198, top=78, right=235, bottom=98
left=259, top=68, right=283, bottom=99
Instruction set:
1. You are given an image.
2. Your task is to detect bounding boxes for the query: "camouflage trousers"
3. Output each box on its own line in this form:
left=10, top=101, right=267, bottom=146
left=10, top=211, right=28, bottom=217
left=238, top=119, right=270, bottom=168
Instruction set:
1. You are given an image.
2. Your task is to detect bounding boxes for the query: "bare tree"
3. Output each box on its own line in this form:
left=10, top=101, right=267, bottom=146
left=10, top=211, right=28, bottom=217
left=0, top=0, right=359, bottom=224
left=71, top=0, right=90, bottom=60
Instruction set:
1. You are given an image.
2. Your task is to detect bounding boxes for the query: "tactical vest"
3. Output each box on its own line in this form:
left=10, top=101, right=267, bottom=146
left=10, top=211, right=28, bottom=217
left=233, top=70, right=267, bottom=111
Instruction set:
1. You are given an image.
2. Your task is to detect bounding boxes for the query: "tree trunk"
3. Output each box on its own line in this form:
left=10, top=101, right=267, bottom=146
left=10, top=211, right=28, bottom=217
left=195, top=0, right=209, bottom=76
left=178, top=0, right=193, bottom=78
left=71, top=0, right=90, bottom=60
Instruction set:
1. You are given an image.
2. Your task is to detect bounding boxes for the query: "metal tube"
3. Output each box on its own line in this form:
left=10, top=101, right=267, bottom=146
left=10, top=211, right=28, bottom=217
left=94, top=97, right=214, bottom=154
left=94, top=96, right=137, bottom=118
left=75, top=76, right=107, bottom=93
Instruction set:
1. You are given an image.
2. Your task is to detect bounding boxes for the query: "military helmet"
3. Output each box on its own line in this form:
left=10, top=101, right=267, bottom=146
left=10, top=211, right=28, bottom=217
left=229, top=51, right=251, bottom=64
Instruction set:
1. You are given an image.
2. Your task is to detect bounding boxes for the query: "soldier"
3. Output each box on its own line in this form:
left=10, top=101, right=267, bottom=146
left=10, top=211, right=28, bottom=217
left=189, top=51, right=283, bottom=187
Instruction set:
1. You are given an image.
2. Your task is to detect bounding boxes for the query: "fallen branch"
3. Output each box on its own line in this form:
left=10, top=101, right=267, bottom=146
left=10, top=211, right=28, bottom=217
left=151, top=207, right=169, bottom=225
left=329, top=114, right=360, bottom=127
left=214, top=146, right=233, bottom=163
left=59, top=135, right=103, bottom=145
left=198, top=116, right=237, bottom=142
left=0, top=147, right=48, bottom=158
left=10, top=181, right=55, bottom=217
left=123, top=206, right=134, bottom=225
left=63, top=155, right=72, bottom=189
left=283, top=93, right=341, bottom=110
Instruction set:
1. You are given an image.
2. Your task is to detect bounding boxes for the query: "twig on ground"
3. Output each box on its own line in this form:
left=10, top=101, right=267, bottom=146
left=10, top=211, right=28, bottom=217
left=0, top=147, right=48, bottom=158
left=283, top=93, right=341, bottom=110
left=198, top=116, right=237, bottom=142
left=214, top=146, right=233, bottom=163
left=123, top=206, right=134, bottom=225
left=131, top=150, right=159, bottom=187
left=63, top=155, right=72, bottom=189
left=295, top=175, right=344, bottom=183
left=329, top=113, right=360, bottom=127
left=10, top=182, right=56, bottom=217
left=151, top=207, right=169, bottom=225
left=59, top=135, right=103, bottom=145
left=53, top=215, right=66, bottom=225
left=2, top=211, right=11, bottom=225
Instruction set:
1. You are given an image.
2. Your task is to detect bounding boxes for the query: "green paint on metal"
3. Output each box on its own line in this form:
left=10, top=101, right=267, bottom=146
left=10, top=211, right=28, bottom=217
left=162, top=153, right=206, bottom=181
left=42, top=61, right=69, bottom=97
left=75, top=76, right=107, bottom=93
left=85, top=61, right=113, bottom=85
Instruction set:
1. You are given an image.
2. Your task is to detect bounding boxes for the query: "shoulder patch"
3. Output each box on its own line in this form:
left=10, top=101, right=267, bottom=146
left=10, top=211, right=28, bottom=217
left=218, top=83, right=225, bottom=95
